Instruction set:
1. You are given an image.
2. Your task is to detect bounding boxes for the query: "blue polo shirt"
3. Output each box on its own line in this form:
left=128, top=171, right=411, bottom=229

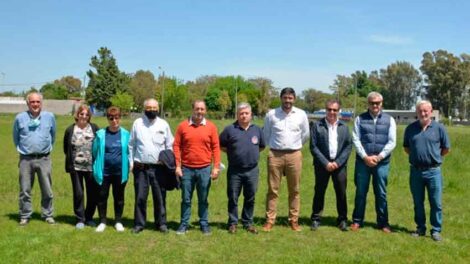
left=403, top=120, right=450, bottom=167
left=219, top=122, right=265, bottom=169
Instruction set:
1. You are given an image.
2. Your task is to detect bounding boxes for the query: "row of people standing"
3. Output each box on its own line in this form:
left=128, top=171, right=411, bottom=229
left=13, top=90, right=450, bottom=241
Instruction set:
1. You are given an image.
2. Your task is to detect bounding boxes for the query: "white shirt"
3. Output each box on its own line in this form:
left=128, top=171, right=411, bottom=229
left=326, top=119, right=338, bottom=160
left=128, top=116, right=174, bottom=165
left=352, top=111, right=396, bottom=159
left=263, top=106, right=310, bottom=150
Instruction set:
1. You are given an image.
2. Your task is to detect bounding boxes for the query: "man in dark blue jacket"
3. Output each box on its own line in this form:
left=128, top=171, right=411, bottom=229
left=310, top=99, right=352, bottom=231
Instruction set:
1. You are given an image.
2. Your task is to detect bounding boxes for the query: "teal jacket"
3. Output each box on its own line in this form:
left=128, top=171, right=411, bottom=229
left=92, top=127, right=130, bottom=185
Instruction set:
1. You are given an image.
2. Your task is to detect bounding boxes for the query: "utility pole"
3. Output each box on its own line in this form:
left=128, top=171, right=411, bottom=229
left=158, top=66, right=165, bottom=117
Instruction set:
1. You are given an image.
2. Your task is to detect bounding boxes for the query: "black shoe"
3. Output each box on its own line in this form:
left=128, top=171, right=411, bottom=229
left=132, top=226, right=144, bottom=234
left=201, top=225, right=211, bottom=235
left=410, top=230, right=425, bottom=237
left=158, top=225, right=169, bottom=233
left=310, top=220, right=320, bottom=231
left=338, top=221, right=348, bottom=232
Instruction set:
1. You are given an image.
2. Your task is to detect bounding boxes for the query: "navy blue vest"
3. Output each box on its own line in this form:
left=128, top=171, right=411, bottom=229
left=357, top=111, right=392, bottom=163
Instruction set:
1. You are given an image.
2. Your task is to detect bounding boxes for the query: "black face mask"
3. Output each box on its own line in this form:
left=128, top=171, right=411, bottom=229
left=144, top=110, right=158, bottom=120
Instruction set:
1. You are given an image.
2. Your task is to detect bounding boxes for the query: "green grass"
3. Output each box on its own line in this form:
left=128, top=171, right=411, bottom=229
left=0, top=114, right=469, bottom=263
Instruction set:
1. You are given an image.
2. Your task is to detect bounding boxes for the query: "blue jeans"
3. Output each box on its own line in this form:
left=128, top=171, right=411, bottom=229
left=352, top=159, right=390, bottom=227
left=227, top=165, right=259, bottom=227
left=180, top=166, right=211, bottom=227
left=410, top=166, right=442, bottom=234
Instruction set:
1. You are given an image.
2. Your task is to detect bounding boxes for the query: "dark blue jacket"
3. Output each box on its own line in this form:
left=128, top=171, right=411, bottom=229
left=357, top=111, right=392, bottom=163
left=310, top=118, right=352, bottom=168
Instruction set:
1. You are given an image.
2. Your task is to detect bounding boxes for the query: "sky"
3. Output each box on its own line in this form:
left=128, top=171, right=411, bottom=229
left=1, top=0, right=469, bottom=94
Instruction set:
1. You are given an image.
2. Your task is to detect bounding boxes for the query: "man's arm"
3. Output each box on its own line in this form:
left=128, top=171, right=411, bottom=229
left=210, top=124, right=221, bottom=179
left=378, top=117, right=397, bottom=160
left=309, top=122, right=329, bottom=168
left=335, top=125, right=353, bottom=168
left=50, top=114, right=56, bottom=146
left=352, top=116, right=367, bottom=159
left=300, top=112, right=310, bottom=145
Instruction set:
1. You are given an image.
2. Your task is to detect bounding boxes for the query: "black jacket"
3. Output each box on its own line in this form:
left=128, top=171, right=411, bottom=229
left=157, top=149, right=179, bottom=190
left=63, top=123, right=99, bottom=173
left=309, top=118, right=352, bottom=168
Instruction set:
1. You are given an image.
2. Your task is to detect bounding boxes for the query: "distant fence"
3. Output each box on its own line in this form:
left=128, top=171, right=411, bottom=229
left=0, top=97, right=84, bottom=115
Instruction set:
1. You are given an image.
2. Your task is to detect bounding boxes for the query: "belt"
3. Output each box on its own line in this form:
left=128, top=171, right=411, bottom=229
left=21, top=153, right=50, bottom=159
left=270, top=149, right=299, bottom=153
left=134, top=162, right=159, bottom=170
left=412, top=164, right=440, bottom=171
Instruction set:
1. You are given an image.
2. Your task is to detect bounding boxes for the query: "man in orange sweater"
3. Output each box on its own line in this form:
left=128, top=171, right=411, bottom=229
left=174, top=100, right=220, bottom=235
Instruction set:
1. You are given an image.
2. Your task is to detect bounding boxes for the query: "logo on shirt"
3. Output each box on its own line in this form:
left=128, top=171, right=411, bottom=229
left=251, top=136, right=259, bottom=144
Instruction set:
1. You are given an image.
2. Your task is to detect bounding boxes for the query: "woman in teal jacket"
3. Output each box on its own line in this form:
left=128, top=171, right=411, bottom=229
left=92, top=106, right=130, bottom=232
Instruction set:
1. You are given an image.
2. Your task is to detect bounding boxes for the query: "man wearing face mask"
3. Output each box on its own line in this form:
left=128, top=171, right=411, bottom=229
left=128, top=99, right=174, bottom=234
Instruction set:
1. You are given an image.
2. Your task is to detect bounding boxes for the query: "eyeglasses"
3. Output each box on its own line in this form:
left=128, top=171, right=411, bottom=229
left=107, top=116, right=120, bottom=121
left=368, top=101, right=382, bottom=106
left=327, top=108, right=339, bottom=112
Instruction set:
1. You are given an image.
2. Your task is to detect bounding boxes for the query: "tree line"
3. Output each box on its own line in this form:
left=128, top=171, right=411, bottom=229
left=3, top=47, right=469, bottom=119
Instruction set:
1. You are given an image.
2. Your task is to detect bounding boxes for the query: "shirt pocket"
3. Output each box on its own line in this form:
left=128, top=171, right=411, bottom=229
left=153, top=131, right=166, bottom=145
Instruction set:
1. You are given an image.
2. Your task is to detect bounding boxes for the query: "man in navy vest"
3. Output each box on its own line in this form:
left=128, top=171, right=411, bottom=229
left=351, top=92, right=396, bottom=233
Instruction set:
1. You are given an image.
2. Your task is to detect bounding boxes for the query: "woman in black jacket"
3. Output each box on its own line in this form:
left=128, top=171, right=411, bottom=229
left=63, top=104, right=99, bottom=229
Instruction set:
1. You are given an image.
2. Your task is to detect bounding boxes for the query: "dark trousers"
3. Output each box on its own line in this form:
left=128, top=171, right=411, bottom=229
left=227, top=165, right=259, bottom=227
left=97, top=175, right=126, bottom=224
left=133, top=165, right=167, bottom=229
left=311, top=164, right=348, bottom=224
left=70, top=170, right=98, bottom=223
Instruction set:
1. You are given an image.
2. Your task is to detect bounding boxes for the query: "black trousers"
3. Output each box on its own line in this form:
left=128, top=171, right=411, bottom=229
left=227, top=165, right=259, bottom=227
left=97, top=174, right=127, bottom=224
left=311, top=164, right=348, bottom=223
left=133, top=165, right=167, bottom=229
left=70, top=170, right=98, bottom=223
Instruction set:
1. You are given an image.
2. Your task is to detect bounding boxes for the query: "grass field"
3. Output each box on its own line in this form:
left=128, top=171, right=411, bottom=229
left=0, top=114, right=469, bottom=263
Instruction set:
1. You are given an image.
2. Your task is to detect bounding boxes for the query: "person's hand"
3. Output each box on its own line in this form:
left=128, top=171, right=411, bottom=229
left=331, top=162, right=339, bottom=170
left=326, top=162, right=335, bottom=172
left=364, top=156, right=378, bottom=167
left=175, top=166, right=183, bottom=178
left=211, top=167, right=220, bottom=180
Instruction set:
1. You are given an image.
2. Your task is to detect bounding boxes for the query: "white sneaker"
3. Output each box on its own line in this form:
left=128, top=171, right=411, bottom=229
left=95, top=223, right=106, bottom=232
left=115, top=222, right=125, bottom=232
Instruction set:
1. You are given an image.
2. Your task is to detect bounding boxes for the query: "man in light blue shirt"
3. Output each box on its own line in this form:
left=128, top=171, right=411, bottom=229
left=13, top=92, right=56, bottom=226
left=128, top=98, right=174, bottom=233
left=351, top=92, right=396, bottom=233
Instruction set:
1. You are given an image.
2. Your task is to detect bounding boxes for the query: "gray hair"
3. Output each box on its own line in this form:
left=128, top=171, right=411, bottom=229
left=367, top=91, right=383, bottom=102
left=416, top=100, right=432, bottom=109
left=237, top=102, right=251, bottom=113
left=143, top=98, right=159, bottom=108
left=26, top=92, right=43, bottom=102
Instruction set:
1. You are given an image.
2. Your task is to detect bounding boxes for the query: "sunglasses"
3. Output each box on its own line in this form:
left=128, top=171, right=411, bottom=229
left=368, top=101, right=382, bottom=106
left=107, top=116, right=121, bottom=121
left=327, top=108, right=339, bottom=112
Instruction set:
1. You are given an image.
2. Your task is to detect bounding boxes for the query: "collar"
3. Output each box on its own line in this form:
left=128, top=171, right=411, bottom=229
left=234, top=121, right=252, bottom=130
left=189, top=117, right=206, bottom=126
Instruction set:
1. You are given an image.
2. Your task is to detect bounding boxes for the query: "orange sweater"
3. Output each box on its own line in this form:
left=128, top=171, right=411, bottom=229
left=173, top=119, right=220, bottom=169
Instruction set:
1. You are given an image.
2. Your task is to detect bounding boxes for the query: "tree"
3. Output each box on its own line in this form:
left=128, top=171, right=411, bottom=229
left=85, top=47, right=130, bottom=109
left=110, top=91, right=134, bottom=115
left=380, top=61, right=422, bottom=110
left=129, top=70, right=157, bottom=111
left=420, top=50, right=469, bottom=117
left=55, top=76, right=83, bottom=97
left=302, top=88, right=334, bottom=112
left=40, top=83, right=68, bottom=99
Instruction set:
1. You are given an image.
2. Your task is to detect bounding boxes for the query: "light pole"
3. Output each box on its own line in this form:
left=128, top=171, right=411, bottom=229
left=158, top=66, right=165, bottom=117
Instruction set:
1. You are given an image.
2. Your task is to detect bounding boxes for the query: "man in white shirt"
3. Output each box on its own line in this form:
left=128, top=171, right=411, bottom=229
left=263, top=87, right=310, bottom=232
left=350, top=92, right=396, bottom=233
left=128, top=99, right=174, bottom=234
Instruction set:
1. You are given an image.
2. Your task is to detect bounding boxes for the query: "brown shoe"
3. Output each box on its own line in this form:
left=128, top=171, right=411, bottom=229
left=262, top=222, right=273, bottom=232
left=289, top=221, right=302, bottom=231
left=381, top=226, right=392, bottom=233
left=350, top=223, right=360, bottom=231
left=245, top=225, right=258, bottom=234
left=228, top=224, right=237, bottom=234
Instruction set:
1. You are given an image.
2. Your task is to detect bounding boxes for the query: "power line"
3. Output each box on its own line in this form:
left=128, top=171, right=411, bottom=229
left=0, top=81, right=52, bottom=87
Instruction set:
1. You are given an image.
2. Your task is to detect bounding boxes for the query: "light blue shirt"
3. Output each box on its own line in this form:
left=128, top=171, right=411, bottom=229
left=13, top=111, right=56, bottom=155
left=128, top=116, right=174, bottom=165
